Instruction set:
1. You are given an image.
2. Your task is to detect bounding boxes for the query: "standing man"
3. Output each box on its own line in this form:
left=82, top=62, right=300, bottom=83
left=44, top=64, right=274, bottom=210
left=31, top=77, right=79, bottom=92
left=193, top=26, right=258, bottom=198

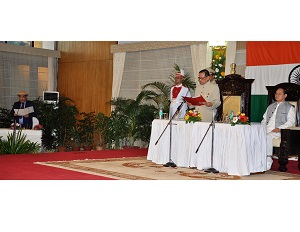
left=205, top=67, right=216, bottom=84
left=187, top=69, right=221, bottom=122
left=169, top=69, right=191, bottom=119
left=10, top=90, right=37, bottom=129
left=261, top=87, right=295, bottom=170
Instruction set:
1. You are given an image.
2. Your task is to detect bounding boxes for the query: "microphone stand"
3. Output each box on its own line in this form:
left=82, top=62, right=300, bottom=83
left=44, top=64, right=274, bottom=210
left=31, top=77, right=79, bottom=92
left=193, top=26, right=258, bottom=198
left=13, top=108, right=20, bottom=145
left=155, top=101, right=185, bottom=168
left=195, top=112, right=219, bottom=173
left=13, top=116, right=17, bottom=144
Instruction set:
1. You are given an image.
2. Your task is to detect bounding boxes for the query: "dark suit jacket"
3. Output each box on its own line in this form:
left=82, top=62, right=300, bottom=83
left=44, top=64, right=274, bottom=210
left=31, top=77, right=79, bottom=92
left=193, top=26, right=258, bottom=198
left=10, top=100, right=37, bottom=129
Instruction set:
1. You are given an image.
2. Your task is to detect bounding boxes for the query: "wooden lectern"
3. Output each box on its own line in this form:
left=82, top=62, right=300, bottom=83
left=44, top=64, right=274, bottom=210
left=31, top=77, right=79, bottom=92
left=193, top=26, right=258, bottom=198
left=216, top=74, right=254, bottom=122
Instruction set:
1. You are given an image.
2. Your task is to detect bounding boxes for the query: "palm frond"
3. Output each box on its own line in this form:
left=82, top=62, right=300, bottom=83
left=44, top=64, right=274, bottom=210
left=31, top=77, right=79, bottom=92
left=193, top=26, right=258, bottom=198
left=0, top=130, right=41, bottom=154
left=142, top=81, right=171, bottom=95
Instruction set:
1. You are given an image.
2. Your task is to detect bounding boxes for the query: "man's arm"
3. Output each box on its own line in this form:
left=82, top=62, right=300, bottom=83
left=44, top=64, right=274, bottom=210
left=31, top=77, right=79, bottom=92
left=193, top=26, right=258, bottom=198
left=209, top=85, right=221, bottom=109
left=278, top=106, right=296, bottom=129
left=10, top=102, right=17, bottom=117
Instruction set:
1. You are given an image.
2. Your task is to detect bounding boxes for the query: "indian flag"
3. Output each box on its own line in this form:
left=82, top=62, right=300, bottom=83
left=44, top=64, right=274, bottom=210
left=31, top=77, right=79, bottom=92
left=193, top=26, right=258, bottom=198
left=245, top=41, right=300, bottom=122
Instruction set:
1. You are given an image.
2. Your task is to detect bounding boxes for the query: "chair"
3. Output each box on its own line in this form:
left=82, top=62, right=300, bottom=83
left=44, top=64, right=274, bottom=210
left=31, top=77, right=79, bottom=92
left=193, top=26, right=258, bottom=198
left=216, top=74, right=254, bottom=122
left=266, top=82, right=300, bottom=172
left=32, top=117, right=39, bottom=129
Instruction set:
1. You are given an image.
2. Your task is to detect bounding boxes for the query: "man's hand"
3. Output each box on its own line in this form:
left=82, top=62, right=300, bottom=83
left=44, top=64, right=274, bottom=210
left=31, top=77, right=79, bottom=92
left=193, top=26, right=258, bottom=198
left=272, top=128, right=281, bottom=133
left=204, top=102, right=213, bottom=107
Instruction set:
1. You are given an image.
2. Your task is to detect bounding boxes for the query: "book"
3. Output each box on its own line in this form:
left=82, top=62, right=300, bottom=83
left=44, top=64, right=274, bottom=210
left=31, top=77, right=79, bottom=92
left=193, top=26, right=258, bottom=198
left=183, top=96, right=206, bottom=106
left=14, top=106, right=34, bottom=116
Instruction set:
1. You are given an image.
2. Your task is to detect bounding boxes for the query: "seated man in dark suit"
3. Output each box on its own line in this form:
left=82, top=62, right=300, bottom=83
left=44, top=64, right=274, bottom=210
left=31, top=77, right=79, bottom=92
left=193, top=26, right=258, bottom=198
left=10, top=90, right=37, bottom=129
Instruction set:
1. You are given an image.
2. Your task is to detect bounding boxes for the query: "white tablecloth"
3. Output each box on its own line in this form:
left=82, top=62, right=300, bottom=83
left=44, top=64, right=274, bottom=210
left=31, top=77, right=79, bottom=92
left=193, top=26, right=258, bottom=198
left=147, top=119, right=267, bottom=176
left=0, top=129, right=42, bottom=145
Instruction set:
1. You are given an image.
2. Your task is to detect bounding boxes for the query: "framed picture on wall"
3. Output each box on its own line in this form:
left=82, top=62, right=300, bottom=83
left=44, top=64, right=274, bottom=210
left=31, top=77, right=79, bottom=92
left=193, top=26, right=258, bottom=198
left=6, top=41, right=32, bottom=47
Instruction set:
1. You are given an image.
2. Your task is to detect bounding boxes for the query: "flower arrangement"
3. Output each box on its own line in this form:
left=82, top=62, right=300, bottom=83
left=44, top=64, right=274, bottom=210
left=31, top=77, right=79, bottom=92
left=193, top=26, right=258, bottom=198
left=184, top=110, right=202, bottom=123
left=229, top=112, right=250, bottom=126
left=33, top=124, right=43, bottom=130
left=10, top=123, right=21, bottom=130
left=211, top=48, right=226, bottom=80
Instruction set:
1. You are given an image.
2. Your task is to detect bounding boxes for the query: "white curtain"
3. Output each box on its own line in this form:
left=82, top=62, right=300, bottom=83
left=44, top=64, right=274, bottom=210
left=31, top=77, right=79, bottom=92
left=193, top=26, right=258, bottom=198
left=112, top=52, right=126, bottom=99
left=0, top=50, right=48, bottom=110
left=225, top=41, right=237, bottom=75
left=190, top=43, right=209, bottom=82
left=48, top=57, right=58, bottom=91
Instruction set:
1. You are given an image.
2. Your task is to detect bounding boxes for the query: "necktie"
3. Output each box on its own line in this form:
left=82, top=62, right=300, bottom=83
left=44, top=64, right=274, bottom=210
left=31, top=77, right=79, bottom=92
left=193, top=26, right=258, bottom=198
left=20, top=103, right=24, bottom=121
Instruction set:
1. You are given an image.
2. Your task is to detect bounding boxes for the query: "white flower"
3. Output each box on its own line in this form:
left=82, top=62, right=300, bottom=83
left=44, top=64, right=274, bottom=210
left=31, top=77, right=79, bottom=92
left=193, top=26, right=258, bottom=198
left=218, top=63, right=222, bottom=67
left=232, top=116, right=239, bottom=123
left=215, top=68, right=220, bottom=72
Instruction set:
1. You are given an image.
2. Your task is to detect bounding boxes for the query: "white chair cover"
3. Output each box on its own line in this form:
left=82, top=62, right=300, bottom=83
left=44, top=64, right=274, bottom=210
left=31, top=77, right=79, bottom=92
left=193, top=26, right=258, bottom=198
left=32, top=117, right=39, bottom=129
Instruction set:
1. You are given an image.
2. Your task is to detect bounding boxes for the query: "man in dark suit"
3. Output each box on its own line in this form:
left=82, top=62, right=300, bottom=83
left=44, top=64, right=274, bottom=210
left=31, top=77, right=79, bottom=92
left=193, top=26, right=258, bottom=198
left=10, top=90, right=37, bottom=129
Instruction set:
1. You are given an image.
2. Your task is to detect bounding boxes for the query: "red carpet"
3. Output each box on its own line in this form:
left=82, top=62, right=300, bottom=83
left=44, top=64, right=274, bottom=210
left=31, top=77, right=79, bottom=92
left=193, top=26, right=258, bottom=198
left=1, top=150, right=299, bottom=179
left=0, top=148, right=148, bottom=180
left=271, top=158, right=300, bottom=174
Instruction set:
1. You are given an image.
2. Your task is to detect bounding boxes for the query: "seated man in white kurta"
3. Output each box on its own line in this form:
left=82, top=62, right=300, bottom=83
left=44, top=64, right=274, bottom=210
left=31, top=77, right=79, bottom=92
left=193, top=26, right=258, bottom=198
left=261, top=87, right=295, bottom=170
left=169, top=69, right=191, bottom=119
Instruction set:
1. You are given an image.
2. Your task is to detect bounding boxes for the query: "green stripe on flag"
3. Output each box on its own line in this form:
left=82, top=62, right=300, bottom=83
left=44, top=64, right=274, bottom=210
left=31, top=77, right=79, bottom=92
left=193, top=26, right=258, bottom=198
left=250, top=95, right=268, bottom=122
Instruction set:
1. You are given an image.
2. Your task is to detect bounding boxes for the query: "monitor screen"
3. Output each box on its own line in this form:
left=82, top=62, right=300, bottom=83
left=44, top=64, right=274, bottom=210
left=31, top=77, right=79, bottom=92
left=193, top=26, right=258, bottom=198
left=43, top=91, right=59, bottom=103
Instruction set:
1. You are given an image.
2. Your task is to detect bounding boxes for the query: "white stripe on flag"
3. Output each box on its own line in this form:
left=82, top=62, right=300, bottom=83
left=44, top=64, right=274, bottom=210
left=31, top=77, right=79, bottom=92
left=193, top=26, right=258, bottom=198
left=245, top=63, right=300, bottom=95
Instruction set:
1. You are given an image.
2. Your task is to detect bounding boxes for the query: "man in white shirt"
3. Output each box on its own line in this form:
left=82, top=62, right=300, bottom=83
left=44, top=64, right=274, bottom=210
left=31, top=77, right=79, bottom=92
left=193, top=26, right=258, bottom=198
left=169, top=69, right=191, bottom=119
left=261, top=87, right=295, bottom=170
left=187, top=69, right=221, bottom=122
left=205, top=67, right=216, bottom=85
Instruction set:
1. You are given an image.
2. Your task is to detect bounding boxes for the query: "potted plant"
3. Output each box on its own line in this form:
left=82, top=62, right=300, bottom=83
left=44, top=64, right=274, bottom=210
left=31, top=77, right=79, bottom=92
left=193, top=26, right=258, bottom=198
left=53, top=97, right=79, bottom=152
left=69, top=123, right=81, bottom=151
left=78, top=111, right=96, bottom=151
left=103, top=110, right=128, bottom=149
left=0, top=107, right=12, bottom=128
left=0, top=130, right=41, bottom=154
left=109, top=92, right=157, bottom=148
left=33, top=97, right=58, bottom=151
left=94, top=112, right=109, bottom=150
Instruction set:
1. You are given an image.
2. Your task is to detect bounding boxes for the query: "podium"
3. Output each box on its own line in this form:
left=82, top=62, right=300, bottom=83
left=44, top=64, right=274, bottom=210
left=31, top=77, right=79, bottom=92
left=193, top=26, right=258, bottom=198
left=216, top=74, right=254, bottom=122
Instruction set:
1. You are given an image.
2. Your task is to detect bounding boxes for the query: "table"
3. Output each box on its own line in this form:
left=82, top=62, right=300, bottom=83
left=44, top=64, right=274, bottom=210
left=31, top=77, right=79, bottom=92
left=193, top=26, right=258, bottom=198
left=0, top=129, right=42, bottom=145
left=147, top=119, right=267, bottom=176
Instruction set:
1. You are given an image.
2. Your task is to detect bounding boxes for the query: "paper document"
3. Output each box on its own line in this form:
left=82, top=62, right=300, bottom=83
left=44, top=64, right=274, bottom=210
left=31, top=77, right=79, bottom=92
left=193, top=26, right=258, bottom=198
left=183, top=96, right=207, bottom=106
left=14, top=106, right=34, bottom=116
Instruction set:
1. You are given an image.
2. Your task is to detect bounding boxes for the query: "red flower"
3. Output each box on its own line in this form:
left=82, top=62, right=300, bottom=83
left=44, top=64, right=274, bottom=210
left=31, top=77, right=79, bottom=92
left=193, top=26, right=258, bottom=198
left=34, top=124, right=43, bottom=130
left=239, top=115, right=248, bottom=123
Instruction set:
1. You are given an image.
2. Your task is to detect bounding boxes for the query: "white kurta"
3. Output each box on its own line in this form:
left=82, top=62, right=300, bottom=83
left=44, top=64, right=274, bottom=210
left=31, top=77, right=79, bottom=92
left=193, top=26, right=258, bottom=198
left=194, top=81, right=221, bottom=122
left=169, top=85, right=191, bottom=119
left=261, top=102, right=295, bottom=158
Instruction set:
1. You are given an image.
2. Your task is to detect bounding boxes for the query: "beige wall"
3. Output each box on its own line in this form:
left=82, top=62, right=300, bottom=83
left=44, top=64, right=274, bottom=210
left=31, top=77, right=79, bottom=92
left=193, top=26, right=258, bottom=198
left=56, top=41, right=246, bottom=114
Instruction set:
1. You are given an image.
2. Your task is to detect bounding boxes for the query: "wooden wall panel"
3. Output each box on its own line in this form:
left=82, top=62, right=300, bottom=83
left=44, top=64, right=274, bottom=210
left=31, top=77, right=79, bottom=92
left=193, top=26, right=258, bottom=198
left=57, top=41, right=117, bottom=116
left=58, top=41, right=114, bottom=63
